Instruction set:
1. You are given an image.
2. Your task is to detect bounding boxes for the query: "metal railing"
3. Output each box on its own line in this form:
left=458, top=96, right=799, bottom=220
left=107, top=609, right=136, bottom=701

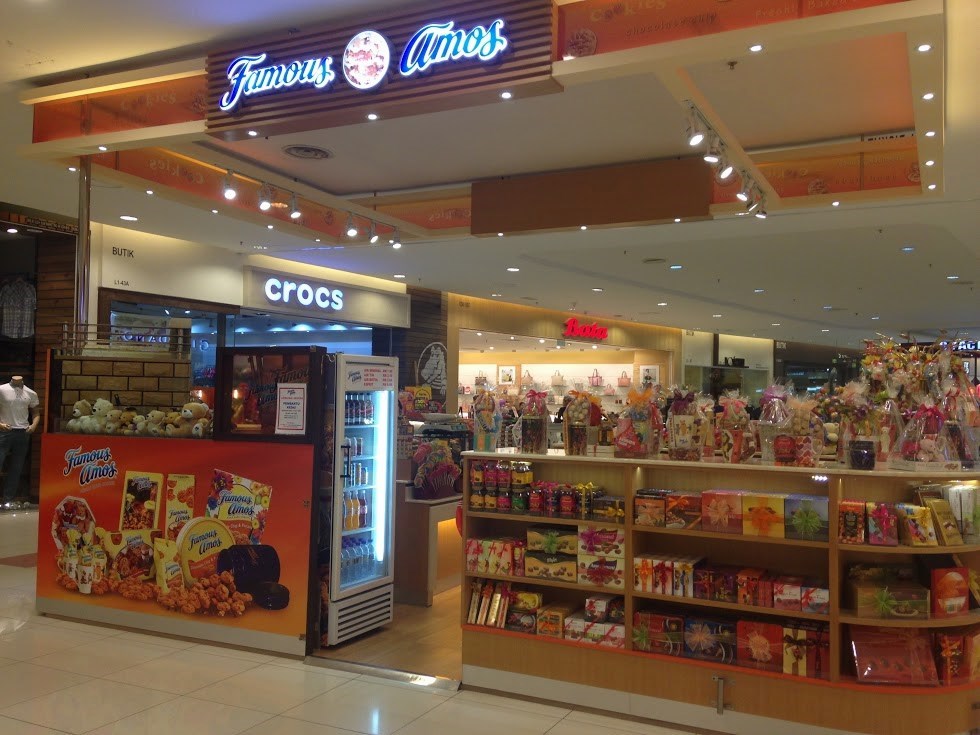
left=56, top=322, right=192, bottom=360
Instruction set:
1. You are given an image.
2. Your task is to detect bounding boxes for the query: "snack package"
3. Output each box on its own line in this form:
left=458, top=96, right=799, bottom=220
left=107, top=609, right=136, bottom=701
left=613, top=386, right=657, bottom=459
left=165, top=474, right=196, bottom=541
left=758, top=381, right=793, bottom=463
left=472, top=389, right=501, bottom=452
left=175, top=517, right=235, bottom=587
left=779, top=396, right=825, bottom=467
left=518, top=390, right=549, bottom=454
left=120, top=471, right=162, bottom=530
left=207, top=469, right=272, bottom=545
left=563, top=391, right=597, bottom=456
left=717, top=391, right=753, bottom=463
left=874, top=397, right=905, bottom=463
left=97, top=527, right=160, bottom=580
left=890, top=399, right=960, bottom=471
left=851, top=626, right=938, bottom=686
left=666, top=389, right=707, bottom=461
left=941, top=376, right=979, bottom=469
left=153, top=538, right=184, bottom=595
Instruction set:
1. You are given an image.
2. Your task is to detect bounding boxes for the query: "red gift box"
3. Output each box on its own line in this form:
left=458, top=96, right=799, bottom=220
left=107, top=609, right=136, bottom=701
left=737, top=620, right=783, bottom=672
left=711, top=566, right=740, bottom=603
left=693, top=567, right=713, bottom=600
left=736, top=568, right=766, bottom=606
left=934, top=626, right=980, bottom=685
left=757, top=575, right=774, bottom=608
left=665, top=492, right=702, bottom=530
left=851, top=626, right=939, bottom=686
left=701, top=490, right=743, bottom=534
left=633, top=611, right=684, bottom=655
left=773, top=575, right=805, bottom=611
left=932, top=567, right=970, bottom=618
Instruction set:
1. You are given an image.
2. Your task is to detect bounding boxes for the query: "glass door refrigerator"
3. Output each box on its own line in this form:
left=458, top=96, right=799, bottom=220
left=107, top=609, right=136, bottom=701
left=318, top=353, right=398, bottom=646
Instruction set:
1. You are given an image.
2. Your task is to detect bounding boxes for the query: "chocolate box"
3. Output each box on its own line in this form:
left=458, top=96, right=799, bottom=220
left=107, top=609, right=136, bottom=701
left=634, top=496, right=666, bottom=527
left=671, top=556, right=701, bottom=598
left=838, top=499, right=866, bottom=544
left=801, top=581, right=830, bottom=615
left=596, top=622, right=626, bottom=648
left=562, top=611, right=589, bottom=642
left=737, top=620, right=784, bottom=672
left=503, top=608, right=537, bottom=634
left=526, top=526, right=577, bottom=554
left=934, top=625, right=980, bottom=685
left=591, top=494, right=626, bottom=523
left=865, top=501, right=899, bottom=546
left=584, top=593, right=619, bottom=623
left=742, top=493, right=786, bottom=538
left=665, top=492, right=702, bottom=530
left=932, top=567, right=970, bottom=618
left=684, top=617, right=736, bottom=663
left=693, top=567, right=713, bottom=600
left=536, top=603, right=577, bottom=638
left=851, top=625, right=938, bottom=685
left=465, top=537, right=485, bottom=573
left=783, top=623, right=831, bottom=679
left=701, top=490, right=743, bottom=534
left=578, top=554, right=626, bottom=589
left=633, top=611, right=683, bottom=655
left=577, top=524, right=625, bottom=558
left=711, top=565, right=740, bottom=603
left=524, top=551, right=577, bottom=582
left=773, top=575, right=805, bottom=611
left=736, top=568, right=767, bottom=606
left=512, top=590, right=544, bottom=611
left=895, top=504, right=939, bottom=546
left=757, top=575, right=774, bottom=608
left=849, top=580, right=930, bottom=619
left=784, top=494, right=829, bottom=541
left=633, top=554, right=658, bottom=593
left=925, top=498, right=965, bottom=546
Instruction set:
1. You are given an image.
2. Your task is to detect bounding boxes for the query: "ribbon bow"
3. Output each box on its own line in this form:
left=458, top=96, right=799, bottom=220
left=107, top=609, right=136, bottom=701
left=869, top=503, right=895, bottom=534
left=579, top=527, right=602, bottom=554
left=913, top=404, right=945, bottom=433
left=524, top=390, right=548, bottom=415
left=627, top=385, right=654, bottom=405
left=671, top=389, right=696, bottom=414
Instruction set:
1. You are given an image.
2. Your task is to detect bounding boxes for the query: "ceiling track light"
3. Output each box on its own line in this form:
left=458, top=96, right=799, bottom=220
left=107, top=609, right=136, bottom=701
left=222, top=170, right=238, bottom=200
left=746, top=187, right=763, bottom=213
left=754, top=199, right=768, bottom=219
left=735, top=175, right=752, bottom=202
left=289, top=193, right=301, bottom=219
left=257, top=183, right=273, bottom=211
left=685, top=102, right=706, bottom=147
left=703, top=134, right=722, bottom=164
left=345, top=213, right=358, bottom=238
left=717, top=156, right=735, bottom=180
left=369, top=221, right=379, bottom=244
left=391, top=228, right=402, bottom=249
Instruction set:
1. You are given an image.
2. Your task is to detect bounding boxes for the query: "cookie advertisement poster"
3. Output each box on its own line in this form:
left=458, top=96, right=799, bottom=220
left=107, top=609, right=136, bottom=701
left=37, top=433, right=314, bottom=650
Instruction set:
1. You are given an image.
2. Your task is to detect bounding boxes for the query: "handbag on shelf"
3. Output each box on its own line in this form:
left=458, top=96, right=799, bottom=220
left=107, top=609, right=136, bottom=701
left=588, top=368, right=603, bottom=388
left=603, top=383, right=616, bottom=396
left=474, top=371, right=488, bottom=386
left=457, top=383, right=465, bottom=395
left=521, top=369, right=534, bottom=387
left=617, top=370, right=632, bottom=388
left=551, top=370, right=564, bottom=386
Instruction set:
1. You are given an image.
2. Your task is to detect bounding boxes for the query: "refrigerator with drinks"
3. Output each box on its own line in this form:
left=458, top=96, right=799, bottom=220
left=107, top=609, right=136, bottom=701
left=318, top=353, right=398, bottom=646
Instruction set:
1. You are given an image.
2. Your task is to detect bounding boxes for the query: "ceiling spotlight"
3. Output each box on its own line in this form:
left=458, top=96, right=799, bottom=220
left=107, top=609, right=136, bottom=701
left=507, top=267, right=520, bottom=272
left=753, top=288, right=765, bottom=293
left=592, top=287, right=603, bottom=292
left=345, top=213, right=358, bottom=238
left=267, top=224, right=274, bottom=230
left=222, top=171, right=238, bottom=200
left=686, top=105, right=706, bottom=147
left=119, top=215, right=138, bottom=221
left=145, top=189, right=154, bottom=196
left=922, top=92, right=934, bottom=100
left=924, top=160, right=935, bottom=167
left=257, top=184, right=273, bottom=211
left=735, top=179, right=752, bottom=202
left=927, top=183, right=937, bottom=190
left=748, top=43, right=764, bottom=53
left=211, top=209, right=218, bottom=214
left=657, top=301, right=668, bottom=307
left=703, top=135, right=722, bottom=164
left=669, top=264, right=683, bottom=270
left=771, top=322, right=781, bottom=327
left=925, top=131, right=936, bottom=137
left=947, top=275, right=960, bottom=280
left=491, top=293, right=502, bottom=298
left=247, top=130, right=259, bottom=137
left=393, top=274, right=405, bottom=279
left=717, top=158, right=735, bottom=180
left=674, top=218, right=681, bottom=223
left=67, top=166, right=78, bottom=172
left=871, top=316, right=880, bottom=320
left=591, top=344, right=598, bottom=350
left=497, top=232, right=504, bottom=237
left=289, top=194, right=301, bottom=219
left=832, top=201, right=840, bottom=207
left=500, top=91, right=513, bottom=100
left=902, top=246, right=915, bottom=252
left=754, top=201, right=768, bottom=219
left=391, top=229, right=402, bottom=249
left=712, top=314, right=722, bottom=318
left=6, top=227, right=18, bottom=234
left=917, top=43, right=932, bottom=52
left=366, top=113, right=379, bottom=121
left=369, top=222, right=379, bottom=244
left=580, top=225, right=588, bottom=231
left=97, top=145, right=108, bottom=152
left=821, top=329, right=830, bottom=333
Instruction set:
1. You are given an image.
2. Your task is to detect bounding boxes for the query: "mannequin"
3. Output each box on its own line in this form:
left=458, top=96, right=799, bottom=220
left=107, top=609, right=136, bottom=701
left=0, top=375, right=41, bottom=509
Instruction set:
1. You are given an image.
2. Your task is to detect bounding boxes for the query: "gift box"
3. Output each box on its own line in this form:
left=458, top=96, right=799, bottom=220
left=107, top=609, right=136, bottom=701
left=866, top=502, right=899, bottom=546
left=736, top=568, right=767, bottom=606
left=606, top=596, right=626, bottom=624
left=684, top=617, right=736, bottom=663
left=932, top=568, right=970, bottom=618
left=895, top=504, right=939, bottom=547
left=563, top=611, right=589, bottom=642
left=742, top=493, right=786, bottom=538
left=925, top=498, right=965, bottom=546
left=524, top=551, right=578, bottom=582
left=934, top=626, right=980, bottom=685
left=503, top=608, right=537, bottom=634
left=942, top=483, right=977, bottom=540
left=584, top=593, right=620, bottom=623
left=784, top=495, right=829, bottom=541
left=633, top=554, right=657, bottom=593
left=489, top=538, right=519, bottom=576
left=591, top=494, right=627, bottom=523
left=633, top=611, right=684, bottom=655
left=671, top=556, right=700, bottom=598
left=846, top=562, right=917, bottom=583
left=527, top=526, right=577, bottom=554
left=578, top=554, right=625, bottom=589
left=512, top=591, right=543, bottom=611
left=702, top=490, right=743, bottom=534
left=693, top=567, right=714, bottom=600
left=596, top=622, right=626, bottom=648
left=634, top=496, right=666, bottom=527
left=757, top=575, right=774, bottom=608
left=782, top=625, right=808, bottom=676
left=465, top=538, right=485, bottom=573
left=651, top=556, right=674, bottom=595
left=512, top=540, right=526, bottom=577
left=784, top=623, right=831, bottom=679
left=851, top=626, right=938, bottom=685
left=838, top=499, right=866, bottom=544
left=737, top=620, right=784, bottom=672
left=578, top=525, right=625, bottom=558
left=801, top=581, right=830, bottom=615
left=665, top=492, right=702, bottom=530
left=773, top=575, right=805, bottom=611
left=711, top=566, right=740, bottom=603
left=849, top=580, right=930, bottom=619
left=536, top=603, right=577, bottom=638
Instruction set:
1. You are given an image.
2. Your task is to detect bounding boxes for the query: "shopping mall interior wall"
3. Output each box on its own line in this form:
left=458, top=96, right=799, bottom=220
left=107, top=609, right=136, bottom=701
left=718, top=334, right=773, bottom=373
left=378, top=287, right=450, bottom=409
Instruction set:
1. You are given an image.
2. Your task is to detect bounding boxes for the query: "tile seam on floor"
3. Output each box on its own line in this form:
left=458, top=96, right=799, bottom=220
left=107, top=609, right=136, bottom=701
left=93, top=652, right=265, bottom=695
left=0, top=710, right=75, bottom=735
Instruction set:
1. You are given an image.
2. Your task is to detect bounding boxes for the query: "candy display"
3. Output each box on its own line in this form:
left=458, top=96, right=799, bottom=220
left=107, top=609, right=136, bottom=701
left=717, top=391, right=754, bottom=463
left=613, top=386, right=660, bottom=458
left=472, top=389, right=501, bottom=452
left=866, top=501, right=899, bottom=546
left=518, top=390, right=549, bottom=454
left=784, top=495, right=829, bottom=541
left=838, top=499, right=866, bottom=544
left=413, top=439, right=462, bottom=499
left=851, top=626, right=939, bottom=686
left=666, top=389, right=707, bottom=461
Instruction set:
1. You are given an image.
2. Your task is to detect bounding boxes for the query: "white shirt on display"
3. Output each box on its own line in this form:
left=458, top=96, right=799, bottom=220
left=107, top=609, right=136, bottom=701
left=0, top=382, right=39, bottom=429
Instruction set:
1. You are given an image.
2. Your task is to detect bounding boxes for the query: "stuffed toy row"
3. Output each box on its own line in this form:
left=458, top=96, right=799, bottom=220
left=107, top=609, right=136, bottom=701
left=65, top=399, right=212, bottom=439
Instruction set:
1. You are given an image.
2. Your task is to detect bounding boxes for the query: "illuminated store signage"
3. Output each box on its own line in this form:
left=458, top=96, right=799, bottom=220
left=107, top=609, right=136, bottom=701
left=218, top=17, right=509, bottom=111
left=563, top=317, right=608, bottom=341
left=264, top=276, right=344, bottom=312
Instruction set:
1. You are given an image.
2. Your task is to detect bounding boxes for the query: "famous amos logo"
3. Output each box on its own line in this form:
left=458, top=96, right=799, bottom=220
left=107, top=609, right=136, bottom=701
left=63, top=446, right=118, bottom=486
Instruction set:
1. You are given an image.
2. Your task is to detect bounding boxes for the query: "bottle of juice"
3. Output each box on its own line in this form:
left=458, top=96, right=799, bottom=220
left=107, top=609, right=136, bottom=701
left=357, top=488, right=368, bottom=528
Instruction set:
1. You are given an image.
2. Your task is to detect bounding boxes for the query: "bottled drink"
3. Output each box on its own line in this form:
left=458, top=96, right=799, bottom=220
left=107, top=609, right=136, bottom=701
left=350, top=539, right=362, bottom=582
left=340, top=490, right=349, bottom=528
left=348, top=491, right=360, bottom=530
left=339, top=539, right=351, bottom=584
left=357, top=489, right=368, bottom=529
left=364, top=394, right=374, bottom=424
left=365, top=535, right=376, bottom=578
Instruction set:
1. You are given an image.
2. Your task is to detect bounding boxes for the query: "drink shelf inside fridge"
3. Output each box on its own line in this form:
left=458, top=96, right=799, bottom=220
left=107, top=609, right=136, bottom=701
left=342, top=525, right=376, bottom=536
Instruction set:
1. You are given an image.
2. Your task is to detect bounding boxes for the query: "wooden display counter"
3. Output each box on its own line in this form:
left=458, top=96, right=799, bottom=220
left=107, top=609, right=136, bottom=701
left=394, top=481, right=461, bottom=606
left=460, top=451, right=980, bottom=735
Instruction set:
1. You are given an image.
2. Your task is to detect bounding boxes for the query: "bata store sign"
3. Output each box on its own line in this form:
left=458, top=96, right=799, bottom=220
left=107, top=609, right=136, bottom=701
left=563, top=317, right=608, bottom=341
left=243, top=267, right=410, bottom=328
left=206, top=0, right=557, bottom=136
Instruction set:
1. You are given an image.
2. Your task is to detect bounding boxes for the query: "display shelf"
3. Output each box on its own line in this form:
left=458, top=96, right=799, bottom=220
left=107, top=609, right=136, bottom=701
left=632, top=590, right=830, bottom=622
left=838, top=611, right=980, bottom=629
left=466, top=571, right=619, bottom=596
left=633, top=525, right=829, bottom=549
left=838, top=543, right=980, bottom=555
left=341, top=525, right=376, bottom=536
left=468, top=511, right=614, bottom=527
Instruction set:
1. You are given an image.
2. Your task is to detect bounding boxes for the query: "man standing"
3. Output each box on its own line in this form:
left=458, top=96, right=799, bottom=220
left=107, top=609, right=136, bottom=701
left=0, top=375, right=40, bottom=510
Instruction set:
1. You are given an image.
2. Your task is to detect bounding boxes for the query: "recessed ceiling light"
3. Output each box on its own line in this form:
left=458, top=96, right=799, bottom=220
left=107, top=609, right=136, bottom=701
left=871, top=316, right=880, bottom=320
left=252, top=245, right=268, bottom=250
left=592, top=287, right=603, bottom=292
left=591, top=344, right=598, bottom=350
left=927, top=183, right=937, bottom=190
left=247, top=130, right=258, bottom=137
left=6, top=227, right=18, bottom=234
left=510, top=336, right=515, bottom=340
left=497, top=232, right=504, bottom=237
left=669, top=264, right=683, bottom=270
left=712, top=314, right=722, bottom=318
left=922, top=92, right=934, bottom=100
left=748, top=43, right=764, bottom=53
left=491, top=293, right=502, bottom=298
left=902, top=246, right=915, bottom=252
left=925, top=130, right=936, bottom=137
left=119, top=215, right=138, bottom=221
left=507, top=267, right=520, bottom=272
left=67, top=166, right=77, bottom=172
left=476, top=332, right=483, bottom=336
left=267, top=224, right=274, bottom=230
left=925, top=160, right=935, bottom=167
left=366, top=113, right=379, bottom=121
left=657, top=301, right=668, bottom=307
left=771, top=323, right=781, bottom=326
left=754, top=288, right=765, bottom=293
left=831, top=201, right=840, bottom=207
left=489, top=346, right=495, bottom=350
left=393, top=274, right=405, bottom=279
left=211, top=209, right=218, bottom=214
left=500, top=91, right=512, bottom=100
left=97, top=145, right=108, bottom=152
left=917, top=43, right=932, bottom=52
left=674, top=218, right=681, bottom=223
left=947, top=275, right=960, bottom=280
left=580, top=225, right=587, bottom=231
left=821, top=329, right=830, bottom=332
left=145, top=189, right=154, bottom=195
left=539, top=338, right=545, bottom=343
left=315, top=238, right=321, bottom=242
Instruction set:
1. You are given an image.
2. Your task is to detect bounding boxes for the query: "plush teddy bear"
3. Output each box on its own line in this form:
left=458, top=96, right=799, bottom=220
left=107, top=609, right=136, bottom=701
left=192, top=417, right=211, bottom=439
left=165, top=419, right=195, bottom=438
left=120, top=409, right=140, bottom=436
left=82, top=398, right=113, bottom=434
left=103, top=409, right=124, bottom=435
left=66, top=399, right=92, bottom=433
left=137, top=409, right=166, bottom=436
left=181, top=401, right=210, bottom=422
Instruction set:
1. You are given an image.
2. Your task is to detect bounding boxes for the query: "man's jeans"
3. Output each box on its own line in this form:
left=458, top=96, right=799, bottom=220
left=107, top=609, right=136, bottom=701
left=0, top=429, right=30, bottom=502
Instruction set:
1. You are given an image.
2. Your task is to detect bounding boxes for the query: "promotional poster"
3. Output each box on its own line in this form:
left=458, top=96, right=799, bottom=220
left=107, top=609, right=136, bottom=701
left=37, top=434, right=314, bottom=641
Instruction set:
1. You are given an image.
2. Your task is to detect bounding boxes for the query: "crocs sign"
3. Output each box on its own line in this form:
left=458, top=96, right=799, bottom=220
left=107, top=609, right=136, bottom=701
left=563, top=317, right=608, bottom=341
left=264, top=277, right=344, bottom=312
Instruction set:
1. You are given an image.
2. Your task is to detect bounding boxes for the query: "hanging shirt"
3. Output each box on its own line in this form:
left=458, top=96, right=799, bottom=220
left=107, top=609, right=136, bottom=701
left=0, top=279, right=36, bottom=338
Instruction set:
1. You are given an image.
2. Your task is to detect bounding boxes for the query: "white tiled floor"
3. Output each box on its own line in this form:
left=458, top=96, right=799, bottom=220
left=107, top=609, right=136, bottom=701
left=0, top=511, right=698, bottom=735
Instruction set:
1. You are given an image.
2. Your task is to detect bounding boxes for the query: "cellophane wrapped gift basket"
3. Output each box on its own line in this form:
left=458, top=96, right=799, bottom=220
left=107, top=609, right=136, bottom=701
left=518, top=389, right=549, bottom=454
left=758, top=381, right=793, bottom=464
left=717, top=390, right=754, bottom=463
left=472, top=388, right=501, bottom=452
left=614, top=386, right=659, bottom=459
left=563, top=391, right=598, bottom=456
left=666, top=389, right=708, bottom=461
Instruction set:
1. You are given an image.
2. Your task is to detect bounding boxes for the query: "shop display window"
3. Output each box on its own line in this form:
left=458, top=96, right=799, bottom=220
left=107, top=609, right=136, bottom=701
left=225, top=312, right=372, bottom=354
